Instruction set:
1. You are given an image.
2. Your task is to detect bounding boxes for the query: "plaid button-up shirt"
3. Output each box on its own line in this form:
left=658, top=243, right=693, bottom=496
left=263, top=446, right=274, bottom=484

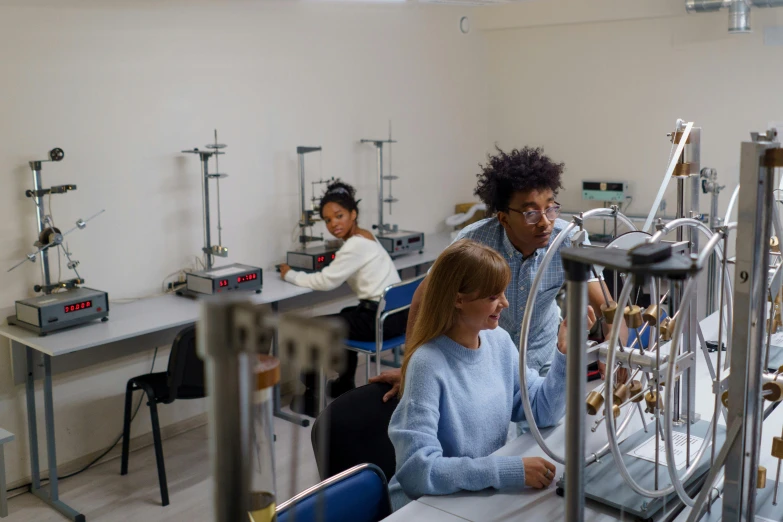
left=454, top=217, right=598, bottom=372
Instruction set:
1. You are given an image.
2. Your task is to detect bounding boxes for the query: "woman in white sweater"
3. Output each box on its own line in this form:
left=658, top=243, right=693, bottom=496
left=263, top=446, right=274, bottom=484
left=279, top=181, right=406, bottom=417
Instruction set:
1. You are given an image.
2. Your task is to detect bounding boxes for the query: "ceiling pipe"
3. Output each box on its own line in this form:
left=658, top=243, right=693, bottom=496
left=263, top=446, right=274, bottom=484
left=729, top=0, right=751, bottom=32
left=687, top=0, right=783, bottom=32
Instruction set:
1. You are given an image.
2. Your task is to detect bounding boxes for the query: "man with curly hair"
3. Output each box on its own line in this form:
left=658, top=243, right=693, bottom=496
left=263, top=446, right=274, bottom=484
left=372, top=146, right=623, bottom=402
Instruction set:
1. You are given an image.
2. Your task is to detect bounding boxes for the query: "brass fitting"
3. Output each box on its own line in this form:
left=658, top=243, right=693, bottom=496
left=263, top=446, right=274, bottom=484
left=660, top=317, right=675, bottom=341
left=642, top=305, right=662, bottom=327
left=613, top=384, right=630, bottom=405
left=771, top=236, right=780, bottom=253
left=624, top=305, right=643, bottom=329
left=721, top=390, right=729, bottom=409
left=772, top=437, right=783, bottom=459
left=645, top=391, right=660, bottom=413
left=758, top=466, right=767, bottom=489
left=763, top=380, right=783, bottom=403
left=630, top=380, right=644, bottom=402
left=586, top=391, right=604, bottom=416
left=601, top=301, right=618, bottom=325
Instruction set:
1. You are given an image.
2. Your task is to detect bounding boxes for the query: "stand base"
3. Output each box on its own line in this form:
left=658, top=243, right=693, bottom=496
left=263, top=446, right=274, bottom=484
left=680, top=482, right=783, bottom=521
left=557, top=420, right=725, bottom=521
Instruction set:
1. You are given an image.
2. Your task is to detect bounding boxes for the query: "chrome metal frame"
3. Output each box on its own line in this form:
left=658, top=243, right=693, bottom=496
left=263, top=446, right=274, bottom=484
left=344, top=274, right=426, bottom=381
left=276, top=462, right=392, bottom=516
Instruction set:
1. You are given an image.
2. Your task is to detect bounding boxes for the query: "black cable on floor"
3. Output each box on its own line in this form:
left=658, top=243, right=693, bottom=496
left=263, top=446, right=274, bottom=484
left=7, top=347, right=158, bottom=494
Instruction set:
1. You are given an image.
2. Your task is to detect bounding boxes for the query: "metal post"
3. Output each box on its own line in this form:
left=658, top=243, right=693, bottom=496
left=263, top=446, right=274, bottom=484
left=563, top=258, right=589, bottom=522
left=685, top=170, right=700, bottom=431
left=43, top=355, right=59, bottom=501
left=723, top=138, right=777, bottom=520
left=377, top=143, right=384, bottom=234
left=25, top=347, right=40, bottom=490
left=199, top=298, right=254, bottom=521
left=0, top=445, right=7, bottom=518
left=706, top=186, right=720, bottom=314
left=29, top=161, right=51, bottom=289
left=201, top=153, right=213, bottom=270
left=298, top=151, right=306, bottom=245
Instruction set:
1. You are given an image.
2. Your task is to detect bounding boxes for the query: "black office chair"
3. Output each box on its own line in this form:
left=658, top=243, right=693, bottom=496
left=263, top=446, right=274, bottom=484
left=120, top=325, right=205, bottom=506
left=311, top=382, right=399, bottom=482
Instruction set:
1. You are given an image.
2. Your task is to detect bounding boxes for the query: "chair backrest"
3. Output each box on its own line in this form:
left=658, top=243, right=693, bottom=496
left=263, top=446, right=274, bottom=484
left=311, top=383, right=399, bottom=482
left=276, top=463, right=392, bottom=522
left=379, top=274, right=426, bottom=315
left=165, top=325, right=205, bottom=403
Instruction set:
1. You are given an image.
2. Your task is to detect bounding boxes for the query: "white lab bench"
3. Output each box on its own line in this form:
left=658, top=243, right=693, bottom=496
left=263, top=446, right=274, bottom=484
left=0, top=232, right=451, bottom=522
left=387, top=311, right=782, bottom=521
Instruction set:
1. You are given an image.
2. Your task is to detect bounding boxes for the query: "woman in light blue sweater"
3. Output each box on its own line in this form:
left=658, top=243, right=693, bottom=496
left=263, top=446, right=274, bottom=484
left=387, top=239, right=594, bottom=510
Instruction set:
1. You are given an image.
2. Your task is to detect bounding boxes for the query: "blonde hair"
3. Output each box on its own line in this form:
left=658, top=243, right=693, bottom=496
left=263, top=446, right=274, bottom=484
left=399, top=239, right=510, bottom=397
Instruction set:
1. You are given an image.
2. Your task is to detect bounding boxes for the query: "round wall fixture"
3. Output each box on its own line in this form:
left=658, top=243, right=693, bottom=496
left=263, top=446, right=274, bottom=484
left=459, top=16, right=470, bottom=34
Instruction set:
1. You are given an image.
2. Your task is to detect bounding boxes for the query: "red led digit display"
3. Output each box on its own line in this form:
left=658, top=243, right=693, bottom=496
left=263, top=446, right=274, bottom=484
left=64, top=300, right=93, bottom=314
left=317, top=256, right=325, bottom=263
left=237, top=273, right=258, bottom=283
left=331, top=254, right=336, bottom=260
left=219, top=279, right=229, bottom=287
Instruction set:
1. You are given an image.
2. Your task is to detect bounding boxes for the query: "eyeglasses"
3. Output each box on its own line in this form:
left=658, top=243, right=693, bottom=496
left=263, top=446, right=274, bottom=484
left=507, top=204, right=561, bottom=225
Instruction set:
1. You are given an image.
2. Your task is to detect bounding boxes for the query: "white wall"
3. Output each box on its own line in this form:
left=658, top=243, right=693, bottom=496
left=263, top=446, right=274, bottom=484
left=0, top=1, right=488, bottom=485
left=482, top=1, right=783, bottom=223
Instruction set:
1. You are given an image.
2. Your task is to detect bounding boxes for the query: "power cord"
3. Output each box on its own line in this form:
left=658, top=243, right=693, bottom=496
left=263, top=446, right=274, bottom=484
left=7, top=347, right=158, bottom=494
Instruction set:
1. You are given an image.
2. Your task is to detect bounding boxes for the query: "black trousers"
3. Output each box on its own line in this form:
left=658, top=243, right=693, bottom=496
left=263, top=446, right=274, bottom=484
left=303, top=303, right=409, bottom=390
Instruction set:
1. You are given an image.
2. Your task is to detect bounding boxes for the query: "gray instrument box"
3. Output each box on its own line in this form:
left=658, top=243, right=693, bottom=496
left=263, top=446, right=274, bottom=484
left=185, top=263, right=263, bottom=296
left=377, top=231, right=425, bottom=257
left=8, top=287, right=110, bottom=335
left=286, top=246, right=340, bottom=273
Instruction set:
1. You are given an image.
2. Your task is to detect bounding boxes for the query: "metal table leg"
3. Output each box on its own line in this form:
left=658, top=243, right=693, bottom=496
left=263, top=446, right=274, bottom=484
left=25, top=347, right=85, bottom=521
left=270, top=302, right=310, bottom=427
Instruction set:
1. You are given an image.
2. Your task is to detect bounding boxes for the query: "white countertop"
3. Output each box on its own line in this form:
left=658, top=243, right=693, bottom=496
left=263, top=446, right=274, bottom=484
left=0, top=232, right=450, bottom=355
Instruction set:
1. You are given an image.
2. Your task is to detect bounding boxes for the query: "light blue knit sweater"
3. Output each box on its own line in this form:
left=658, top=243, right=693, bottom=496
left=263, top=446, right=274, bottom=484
left=387, top=327, right=567, bottom=511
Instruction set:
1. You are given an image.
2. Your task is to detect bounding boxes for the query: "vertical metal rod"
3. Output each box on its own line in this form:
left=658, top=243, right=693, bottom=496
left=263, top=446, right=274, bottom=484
left=25, top=347, right=41, bottom=490
left=706, top=187, right=721, bottom=314
left=43, top=355, right=59, bottom=500
left=766, top=290, right=774, bottom=373
left=298, top=152, right=307, bottom=249
left=214, top=130, right=223, bottom=248
left=200, top=300, right=253, bottom=521
left=654, top=277, right=661, bottom=491
left=711, top=232, right=728, bottom=469
left=387, top=121, right=393, bottom=216
left=201, top=153, right=213, bottom=270
left=377, top=143, right=384, bottom=233
left=564, top=261, right=588, bottom=522
left=723, top=139, right=776, bottom=520
left=637, top=402, right=649, bottom=433
left=29, top=161, right=51, bottom=290
left=0, top=446, right=6, bottom=518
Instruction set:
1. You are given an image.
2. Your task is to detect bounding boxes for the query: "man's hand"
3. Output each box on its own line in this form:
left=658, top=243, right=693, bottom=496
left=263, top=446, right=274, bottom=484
left=557, top=307, right=596, bottom=354
left=279, top=264, right=291, bottom=280
left=369, top=368, right=402, bottom=402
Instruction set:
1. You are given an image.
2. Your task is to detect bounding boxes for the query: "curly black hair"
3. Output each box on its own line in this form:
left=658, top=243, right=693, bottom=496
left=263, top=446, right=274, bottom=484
left=319, top=179, right=359, bottom=218
left=474, top=146, right=564, bottom=215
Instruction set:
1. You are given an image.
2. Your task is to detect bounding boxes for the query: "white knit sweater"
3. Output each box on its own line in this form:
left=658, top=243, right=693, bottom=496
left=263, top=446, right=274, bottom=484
left=284, top=235, right=401, bottom=301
